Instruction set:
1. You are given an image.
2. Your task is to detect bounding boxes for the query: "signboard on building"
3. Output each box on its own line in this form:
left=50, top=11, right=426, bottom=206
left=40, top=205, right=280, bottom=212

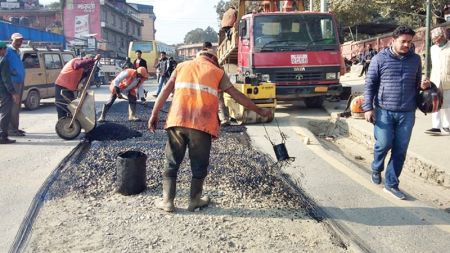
left=64, top=0, right=101, bottom=41
left=0, top=0, right=39, bottom=10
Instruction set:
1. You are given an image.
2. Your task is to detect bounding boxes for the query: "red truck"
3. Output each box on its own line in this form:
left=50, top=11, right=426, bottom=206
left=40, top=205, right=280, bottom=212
left=218, top=0, right=343, bottom=108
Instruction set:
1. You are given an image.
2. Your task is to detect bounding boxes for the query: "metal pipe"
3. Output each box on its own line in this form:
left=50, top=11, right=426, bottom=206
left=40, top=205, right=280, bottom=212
left=425, top=0, right=432, bottom=78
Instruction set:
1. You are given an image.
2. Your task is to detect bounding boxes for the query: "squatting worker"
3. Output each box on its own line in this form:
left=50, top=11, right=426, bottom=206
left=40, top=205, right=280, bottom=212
left=54, top=54, right=101, bottom=119
left=98, top=67, right=148, bottom=122
left=0, top=41, right=20, bottom=144
left=362, top=26, right=430, bottom=200
left=148, top=48, right=272, bottom=212
left=6, top=33, right=25, bottom=136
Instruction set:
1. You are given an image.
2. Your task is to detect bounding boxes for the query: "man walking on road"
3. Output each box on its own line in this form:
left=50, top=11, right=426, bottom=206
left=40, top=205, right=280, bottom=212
left=148, top=48, right=272, bottom=212
left=362, top=26, right=429, bottom=200
left=0, top=42, right=20, bottom=144
left=6, top=33, right=25, bottom=136
left=424, top=27, right=450, bottom=135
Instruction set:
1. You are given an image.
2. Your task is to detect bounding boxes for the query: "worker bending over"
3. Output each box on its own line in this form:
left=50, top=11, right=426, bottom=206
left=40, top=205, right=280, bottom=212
left=148, top=48, right=272, bottom=212
left=99, top=67, right=148, bottom=122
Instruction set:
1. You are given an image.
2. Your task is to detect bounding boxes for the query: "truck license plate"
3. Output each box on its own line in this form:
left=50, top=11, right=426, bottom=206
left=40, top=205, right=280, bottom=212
left=315, top=86, right=328, bottom=93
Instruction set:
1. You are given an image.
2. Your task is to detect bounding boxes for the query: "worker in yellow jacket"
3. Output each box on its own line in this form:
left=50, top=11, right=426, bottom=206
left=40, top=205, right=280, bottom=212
left=148, top=48, right=272, bottom=212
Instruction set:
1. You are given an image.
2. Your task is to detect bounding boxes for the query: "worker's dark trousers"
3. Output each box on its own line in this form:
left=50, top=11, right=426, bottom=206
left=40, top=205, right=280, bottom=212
left=0, top=93, right=13, bottom=138
left=164, top=127, right=212, bottom=180
left=55, top=84, right=75, bottom=120
left=8, top=82, right=23, bottom=131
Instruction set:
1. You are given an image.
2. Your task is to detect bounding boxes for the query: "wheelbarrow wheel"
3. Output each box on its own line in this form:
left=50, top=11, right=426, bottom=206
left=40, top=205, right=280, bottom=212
left=55, top=116, right=82, bottom=140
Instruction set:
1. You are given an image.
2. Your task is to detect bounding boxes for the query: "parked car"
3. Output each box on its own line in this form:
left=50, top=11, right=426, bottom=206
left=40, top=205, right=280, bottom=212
left=21, top=47, right=75, bottom=110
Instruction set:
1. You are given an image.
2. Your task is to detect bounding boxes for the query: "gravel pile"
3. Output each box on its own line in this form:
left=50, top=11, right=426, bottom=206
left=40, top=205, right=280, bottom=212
left=27, top=101, right=347, bottom=253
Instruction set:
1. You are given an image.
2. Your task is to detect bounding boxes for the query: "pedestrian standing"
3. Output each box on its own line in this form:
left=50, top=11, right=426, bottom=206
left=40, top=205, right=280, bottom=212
left=424, top=27, right=450, bottom=135
left=358, top=45, right=376, bottom=77
left=154, top=52, right=169, bottom=97
left=98, top=67, right=148, bottom=122
left=0, top=42, right=20, bottom=144
left=6, top=33, right=25, bottom=136
left=362, top=26, right=430, bottom=200
left=54, top=54, right=100, bottom=119
left=133, top=50, right=147, bottom=70
left=148, top=48, right=272, bottom=212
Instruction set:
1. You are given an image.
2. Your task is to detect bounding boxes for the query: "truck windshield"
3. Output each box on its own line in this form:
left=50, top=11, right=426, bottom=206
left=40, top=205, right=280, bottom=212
left=253, top=14, right=337, bottom=52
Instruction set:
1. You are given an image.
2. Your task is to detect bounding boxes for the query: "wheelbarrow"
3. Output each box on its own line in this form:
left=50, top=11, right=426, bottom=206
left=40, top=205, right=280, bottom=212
left=55, top=60, right=99, bottom=140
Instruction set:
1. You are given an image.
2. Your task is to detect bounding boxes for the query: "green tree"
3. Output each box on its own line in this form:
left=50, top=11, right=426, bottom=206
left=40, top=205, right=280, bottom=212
left=184, top=27, right=218, bottom=44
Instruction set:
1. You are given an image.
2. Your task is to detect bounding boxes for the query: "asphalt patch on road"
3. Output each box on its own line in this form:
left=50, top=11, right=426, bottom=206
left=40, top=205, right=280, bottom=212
left=86, top=123, right=142, bottom=141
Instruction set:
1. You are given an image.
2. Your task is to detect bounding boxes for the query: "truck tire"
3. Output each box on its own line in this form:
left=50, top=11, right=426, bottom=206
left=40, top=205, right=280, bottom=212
left=24, top=90, right=40, bottom=110
left=304, top=96, right=324, bottom=108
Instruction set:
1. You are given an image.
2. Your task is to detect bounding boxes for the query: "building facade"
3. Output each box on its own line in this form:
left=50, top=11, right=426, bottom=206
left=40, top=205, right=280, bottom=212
left=129, top=3, right=155, bottom=41
left=64, top=0, right=144, bottom=58
left=176, top=42, right=218, bottom=61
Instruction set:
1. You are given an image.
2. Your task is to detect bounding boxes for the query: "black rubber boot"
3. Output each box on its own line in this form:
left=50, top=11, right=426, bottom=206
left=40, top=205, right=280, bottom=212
left=128, top=103, right=140, bottom=121
left=187, top=178, right=210, bottom=212
left=155, top=177, right=177, bottom=212
left=98, top=104, right=110, bottom=122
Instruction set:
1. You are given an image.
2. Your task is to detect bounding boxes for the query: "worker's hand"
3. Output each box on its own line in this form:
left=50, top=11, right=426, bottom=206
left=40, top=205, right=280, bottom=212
left=94, top=54, right=101, bottom=61
left=140, top=97, right=146, bottom=103
left=148, top=114, right=158, bottom=133
left=12, top=93, right=20, bottom=104
left=364, top=110, right=375, bottom=124
left=256, top=107, right=273, bottom=118
left=421, top=79, right=431, bottom=90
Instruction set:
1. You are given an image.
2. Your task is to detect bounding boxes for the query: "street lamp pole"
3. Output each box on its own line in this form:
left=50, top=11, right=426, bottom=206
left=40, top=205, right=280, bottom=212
left=425, top=0, right=432, bottom=78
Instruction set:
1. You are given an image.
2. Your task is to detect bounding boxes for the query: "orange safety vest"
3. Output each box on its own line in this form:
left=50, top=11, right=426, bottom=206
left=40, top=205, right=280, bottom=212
left=221, top=8, right=237, bottom=28
left=109, top=68, right=144, bottom=96
left=165, top=57, right=224, bottom=138
left=55, top=58, right=85, bottom=91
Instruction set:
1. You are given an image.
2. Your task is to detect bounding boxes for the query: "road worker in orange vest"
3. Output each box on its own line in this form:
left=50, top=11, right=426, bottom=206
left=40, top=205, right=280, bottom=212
left=148, top=48, right=272, bottom=212
left=54, top=54, right=100, bottom=119
left=98, top=67, right=148, bottom=122
left=221, top=6, right=237, bottom=40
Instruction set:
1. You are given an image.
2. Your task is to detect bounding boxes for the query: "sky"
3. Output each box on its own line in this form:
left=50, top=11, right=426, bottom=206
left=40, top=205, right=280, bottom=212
left=40, top=0, right=221, bottom=45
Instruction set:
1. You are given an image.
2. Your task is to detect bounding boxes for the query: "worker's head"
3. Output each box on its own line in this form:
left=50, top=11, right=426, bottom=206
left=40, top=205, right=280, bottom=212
left=431, top=27, right=447, bottom=46
left=203, top=41, right=213, bottom=49
left=198, top=48, right=218, bottom=65
left=160, top=51, right=166, bottom=58
left=10, top=32, right=23, bottom=49
left=136, top=67, right=149, bottom=79
left=0, top=41, right=7, bottom=57
left=392, top=26, right=416, bottom=55
left=135, top=50, right=142, bottom=59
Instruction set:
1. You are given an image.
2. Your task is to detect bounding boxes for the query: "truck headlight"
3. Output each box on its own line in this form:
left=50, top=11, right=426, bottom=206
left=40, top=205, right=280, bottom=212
left=326, top=72, right=337, bottom=80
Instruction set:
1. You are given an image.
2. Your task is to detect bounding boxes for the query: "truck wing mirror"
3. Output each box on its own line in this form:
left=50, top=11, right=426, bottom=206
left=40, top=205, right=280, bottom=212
left=239, top=20, right=247, bottom=38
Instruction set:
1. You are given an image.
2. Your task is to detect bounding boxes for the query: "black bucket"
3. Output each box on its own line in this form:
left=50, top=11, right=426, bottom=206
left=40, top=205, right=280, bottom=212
left=273, top=143, right=290, bottom=161
left=116, top=151, right=147, bottom=195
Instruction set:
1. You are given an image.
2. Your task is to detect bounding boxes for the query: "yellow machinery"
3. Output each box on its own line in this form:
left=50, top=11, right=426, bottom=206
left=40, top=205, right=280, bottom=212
left=224, top=82, right=276, bottom=124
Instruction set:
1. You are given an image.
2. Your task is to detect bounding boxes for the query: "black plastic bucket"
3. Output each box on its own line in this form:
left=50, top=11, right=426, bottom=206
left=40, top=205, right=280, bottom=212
left=273, top=143, right=290, bottom=161
left=116, top=151, right=147, bottom=195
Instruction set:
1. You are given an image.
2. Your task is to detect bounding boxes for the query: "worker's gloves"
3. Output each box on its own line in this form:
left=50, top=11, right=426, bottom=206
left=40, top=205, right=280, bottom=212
left=114, top=86, right=124, bottom=99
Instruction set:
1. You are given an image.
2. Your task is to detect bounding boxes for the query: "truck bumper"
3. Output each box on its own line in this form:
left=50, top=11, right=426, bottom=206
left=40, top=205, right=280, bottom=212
left=276, top=84, right=342, bottom=101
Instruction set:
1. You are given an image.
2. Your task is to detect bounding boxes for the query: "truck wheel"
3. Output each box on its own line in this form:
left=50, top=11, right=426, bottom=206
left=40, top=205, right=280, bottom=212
left=24, top=90, right=40, bottom=110
left=304, top=96, right=324, bottom=108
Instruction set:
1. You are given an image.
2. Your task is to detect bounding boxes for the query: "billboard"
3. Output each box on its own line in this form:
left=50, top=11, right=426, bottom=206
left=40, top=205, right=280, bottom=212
left=64, top=0, right=100, bottom=40
left=0, top=0, right=39, bottom=10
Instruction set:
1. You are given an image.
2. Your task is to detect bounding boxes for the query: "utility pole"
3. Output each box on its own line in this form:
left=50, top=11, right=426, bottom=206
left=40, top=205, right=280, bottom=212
left=320, top=0, right=328, bottom=12
left=309, top=0, right=313, bottom=11
left=425, top=0, right=432, bottom=78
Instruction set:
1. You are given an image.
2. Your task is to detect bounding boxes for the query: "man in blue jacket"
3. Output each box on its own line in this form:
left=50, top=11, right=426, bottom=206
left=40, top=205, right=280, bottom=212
left=362, top=26, right=429, bottom=200
left=5, top=33, right=25, bottom=136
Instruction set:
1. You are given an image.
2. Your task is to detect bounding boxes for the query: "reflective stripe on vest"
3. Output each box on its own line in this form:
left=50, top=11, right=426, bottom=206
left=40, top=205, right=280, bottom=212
left=174, top=82, right=218, bottom=97
left=165, top=58, right=224, bottom=137
left=55, top=58, right=84, bottom=91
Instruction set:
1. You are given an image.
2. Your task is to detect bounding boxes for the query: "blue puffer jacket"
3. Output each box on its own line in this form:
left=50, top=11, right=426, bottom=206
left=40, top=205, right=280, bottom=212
left=5, top=46, right=25, bottom=85
left=362, top=48, right=422, bottom=112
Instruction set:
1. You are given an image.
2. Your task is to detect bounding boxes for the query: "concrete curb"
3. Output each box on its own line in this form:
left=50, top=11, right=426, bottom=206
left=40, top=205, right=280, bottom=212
left=323, top=101, right=450, bottom=188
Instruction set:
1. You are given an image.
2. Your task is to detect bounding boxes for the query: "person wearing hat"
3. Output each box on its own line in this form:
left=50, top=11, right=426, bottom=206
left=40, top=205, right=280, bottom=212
left=54, top=54, right=101, bottom=120
left=0, top=41, right=20, bottom=144
left=5, top=33, right=25, bottom=136
left=98, top=66, right=149, bottom=122
left=148, top=48, right=272, bottom=213
left=424, top=27, right=450, bottom=135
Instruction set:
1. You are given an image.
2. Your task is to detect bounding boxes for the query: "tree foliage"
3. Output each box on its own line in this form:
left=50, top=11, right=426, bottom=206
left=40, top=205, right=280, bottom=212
left=184, top=26, right=218, bottom=44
